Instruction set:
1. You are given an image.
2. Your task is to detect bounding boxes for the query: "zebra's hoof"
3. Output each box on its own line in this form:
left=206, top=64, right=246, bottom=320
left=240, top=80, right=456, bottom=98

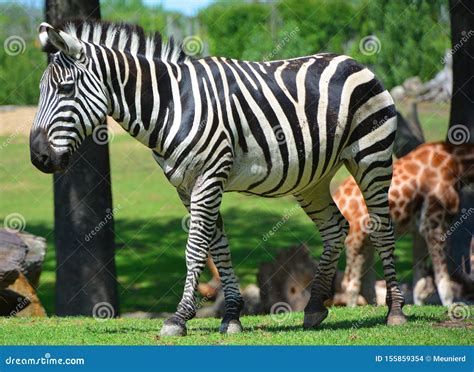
left=303, top=309, right=329, bottom=329
left=160, top=317, right=187, bottom=337
left=386, top=310, right=407, bottom=326
left=219, top=319, right=243, bottom=334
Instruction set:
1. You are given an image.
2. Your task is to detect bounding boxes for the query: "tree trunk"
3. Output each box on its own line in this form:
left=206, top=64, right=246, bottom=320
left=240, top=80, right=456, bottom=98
left=45, top=0, right=119, bottom=316
left=447, top=0, right=474, bottom=277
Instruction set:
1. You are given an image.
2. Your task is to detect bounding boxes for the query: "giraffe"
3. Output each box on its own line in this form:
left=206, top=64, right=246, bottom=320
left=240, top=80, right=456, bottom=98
left=198, top=142, right=474, bottom=307
left=337, top=142, right=474, bottom=307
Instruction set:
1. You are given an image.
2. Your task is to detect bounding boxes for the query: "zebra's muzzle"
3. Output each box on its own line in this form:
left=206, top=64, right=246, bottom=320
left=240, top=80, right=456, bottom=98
left=30, top=129, right=70, bottom=173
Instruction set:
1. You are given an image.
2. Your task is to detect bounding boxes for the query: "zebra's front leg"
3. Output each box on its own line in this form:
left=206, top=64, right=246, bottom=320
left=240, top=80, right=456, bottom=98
left=160, top=188, right=223, bottom=337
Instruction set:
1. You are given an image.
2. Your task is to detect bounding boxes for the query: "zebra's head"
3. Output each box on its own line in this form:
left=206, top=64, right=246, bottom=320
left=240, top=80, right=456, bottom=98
left=30, top=23, right=108, bottom=173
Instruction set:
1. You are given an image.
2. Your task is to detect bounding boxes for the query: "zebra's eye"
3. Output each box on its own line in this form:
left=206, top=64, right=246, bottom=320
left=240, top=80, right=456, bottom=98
left=58, top=82, right=75, bottom=95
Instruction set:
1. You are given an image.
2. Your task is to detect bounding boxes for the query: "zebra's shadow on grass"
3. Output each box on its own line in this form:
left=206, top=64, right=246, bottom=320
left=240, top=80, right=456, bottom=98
left=193, top=313, right=396, bottom=333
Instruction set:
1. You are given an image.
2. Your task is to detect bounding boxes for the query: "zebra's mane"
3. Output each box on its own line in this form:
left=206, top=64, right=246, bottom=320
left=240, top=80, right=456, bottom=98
left=60, top=20, right=188, bottom=63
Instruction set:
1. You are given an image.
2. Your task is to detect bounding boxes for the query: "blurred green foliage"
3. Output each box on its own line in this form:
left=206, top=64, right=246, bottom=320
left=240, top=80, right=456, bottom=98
left=0, top=0, right=450, bottom=105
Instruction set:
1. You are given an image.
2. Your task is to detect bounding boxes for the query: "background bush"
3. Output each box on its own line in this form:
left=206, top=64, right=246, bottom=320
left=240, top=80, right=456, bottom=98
left=0, top=0, right=450, bottom=105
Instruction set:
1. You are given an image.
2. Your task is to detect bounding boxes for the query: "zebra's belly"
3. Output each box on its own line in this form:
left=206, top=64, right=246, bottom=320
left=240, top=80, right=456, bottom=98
left=224, top=145, right=327, bottom=196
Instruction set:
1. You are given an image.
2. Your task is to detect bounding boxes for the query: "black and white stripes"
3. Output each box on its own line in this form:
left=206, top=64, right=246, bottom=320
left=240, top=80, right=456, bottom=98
left=30, top=21, right=406, bottom=335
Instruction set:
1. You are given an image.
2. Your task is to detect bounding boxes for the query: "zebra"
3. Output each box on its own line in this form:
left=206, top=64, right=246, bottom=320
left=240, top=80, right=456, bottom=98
left=30, top=21, right=407, bottom=336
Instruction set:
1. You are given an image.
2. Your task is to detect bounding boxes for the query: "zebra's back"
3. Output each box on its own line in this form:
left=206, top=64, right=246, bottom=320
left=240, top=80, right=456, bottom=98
left=192, top=54, right=397, bottom=196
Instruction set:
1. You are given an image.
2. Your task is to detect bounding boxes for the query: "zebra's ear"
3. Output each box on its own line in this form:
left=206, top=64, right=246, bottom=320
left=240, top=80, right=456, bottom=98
left=39, top=22, right=82, bottom=58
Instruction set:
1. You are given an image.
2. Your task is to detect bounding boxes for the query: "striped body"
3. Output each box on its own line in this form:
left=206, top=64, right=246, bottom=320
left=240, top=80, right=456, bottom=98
left=30, top=21, right=406, bottom=335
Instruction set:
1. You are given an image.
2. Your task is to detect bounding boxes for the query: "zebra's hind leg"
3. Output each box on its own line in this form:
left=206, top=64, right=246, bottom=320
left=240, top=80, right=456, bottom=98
left=211, top=215, right=244, bottom=334
left=296, top=184, right=349, bottom=329
left=348, top=157, right=407, bottom=325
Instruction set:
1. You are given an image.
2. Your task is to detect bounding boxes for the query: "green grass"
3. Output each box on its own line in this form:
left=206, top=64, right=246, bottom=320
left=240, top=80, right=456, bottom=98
left=0, top=102, right=450, bottom=318
left=0, top=306, right=471, bottom=345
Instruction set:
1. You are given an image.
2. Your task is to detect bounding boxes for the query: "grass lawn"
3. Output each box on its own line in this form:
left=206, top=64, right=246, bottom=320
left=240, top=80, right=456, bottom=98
left=0, top=306, right=471, bottom=345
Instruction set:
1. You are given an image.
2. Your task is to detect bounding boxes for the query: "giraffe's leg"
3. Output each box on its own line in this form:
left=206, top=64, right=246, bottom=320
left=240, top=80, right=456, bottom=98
left=210, top=215, right=244, bottom=334
left=419, top=201, right=455, bottom=306
left=360, top=240, right=377, bottom=305
left=412, top=227, right=433, bottom=305
left=348, top=159, right=407, bottom=325
left=342, top=232, right=367, bottom=307
left=197, top=255, right=221, bottom=299
left=296, top=184, right=349, bottom=329
left=160, top=182, right=225, bottom=337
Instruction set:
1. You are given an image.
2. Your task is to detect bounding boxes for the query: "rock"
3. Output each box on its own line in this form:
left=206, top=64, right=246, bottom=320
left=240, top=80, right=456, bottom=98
left=18, top=231, right=47, bottom=288
left=258, top=245, right=317, bottom=313
left=7, top=273, right=46, bottom=316
left=0, top=230, right=27, bottom=289
left=0, top=229, right=47, bottom=316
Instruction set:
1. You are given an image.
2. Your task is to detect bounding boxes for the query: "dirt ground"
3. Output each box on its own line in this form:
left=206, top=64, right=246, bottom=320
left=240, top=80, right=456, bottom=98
left=0, top=105, right=124, bottom=137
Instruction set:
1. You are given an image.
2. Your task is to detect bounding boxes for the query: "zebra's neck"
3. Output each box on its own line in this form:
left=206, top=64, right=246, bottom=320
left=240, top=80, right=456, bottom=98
left=86, top=43, right=176, bottom=152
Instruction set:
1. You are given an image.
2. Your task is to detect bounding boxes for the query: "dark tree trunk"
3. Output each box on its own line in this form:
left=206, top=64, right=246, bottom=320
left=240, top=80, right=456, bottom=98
left=447, top=0, right=473, bottom=277
left=45, top=0, right=119, bottom=316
